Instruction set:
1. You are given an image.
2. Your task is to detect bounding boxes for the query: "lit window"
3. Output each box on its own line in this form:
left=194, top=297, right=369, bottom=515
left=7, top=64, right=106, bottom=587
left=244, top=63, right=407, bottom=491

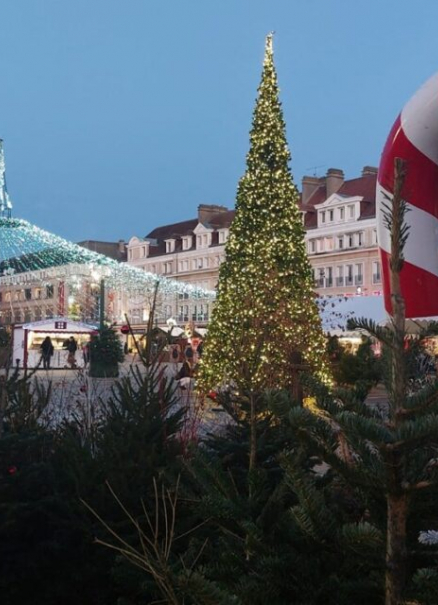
left=373, top=261, right=381, bottom=283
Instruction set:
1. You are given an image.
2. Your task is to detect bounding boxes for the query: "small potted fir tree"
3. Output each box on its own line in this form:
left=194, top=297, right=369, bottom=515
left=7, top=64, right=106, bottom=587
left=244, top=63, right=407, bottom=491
left=0, top=328, right=11, bottom=368
left=89, top=325, right=124, bottom=378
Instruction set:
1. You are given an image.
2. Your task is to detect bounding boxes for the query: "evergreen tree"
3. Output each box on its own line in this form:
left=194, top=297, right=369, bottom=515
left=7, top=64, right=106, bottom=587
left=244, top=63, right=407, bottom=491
left=89, top=324, right=124, bottom=377
left=199, top=34, right=328, bottom=392
left=273, top=160, right=438, bottom=605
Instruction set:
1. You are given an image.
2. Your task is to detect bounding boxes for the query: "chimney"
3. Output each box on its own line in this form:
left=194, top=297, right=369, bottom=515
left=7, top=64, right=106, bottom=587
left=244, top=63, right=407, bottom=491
left=301, top=175, right=321, bottom=205
left=118, top=239, right=126, bottom=253
left=198, top=204, right=228, bottom=224
left=326, top=168, right=344, bottom=198
left=362, top=165, right=378, bottom=177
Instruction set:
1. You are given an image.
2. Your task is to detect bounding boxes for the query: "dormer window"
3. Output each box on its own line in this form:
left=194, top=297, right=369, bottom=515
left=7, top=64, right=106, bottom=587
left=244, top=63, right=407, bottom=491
left=339, top=207, right=345, bottom=221
left=197, top=232, right=212, bottom=249
left=320, top=211, right=326, bottom=224
left=182, top=236, right=192, bottom=250
left=348, top=205, right=355, bottom=219
left=328, top=210, right=334, bottom=222
left=165, top=239, right=175, bottom=253
left=218, top=229, right=229, bottom=245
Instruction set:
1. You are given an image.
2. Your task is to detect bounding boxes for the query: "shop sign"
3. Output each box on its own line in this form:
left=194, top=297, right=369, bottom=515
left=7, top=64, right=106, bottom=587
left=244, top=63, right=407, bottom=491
left=54, top=321, right=68, bottom=330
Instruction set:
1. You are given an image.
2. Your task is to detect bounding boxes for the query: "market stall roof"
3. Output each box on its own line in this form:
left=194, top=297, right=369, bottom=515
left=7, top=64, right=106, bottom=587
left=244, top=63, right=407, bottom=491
left=158, top=325, right=185, bottom=337
left=319, top=295, right=388, bottom=335
left=195, top=328, right=208, bottom=337
left=19, top=317, right=97, bottom=333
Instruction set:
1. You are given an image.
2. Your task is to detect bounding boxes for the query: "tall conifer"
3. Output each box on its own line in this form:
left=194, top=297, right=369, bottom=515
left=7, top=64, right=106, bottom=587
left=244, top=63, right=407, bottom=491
left=199, top=34, right=329, bottom=391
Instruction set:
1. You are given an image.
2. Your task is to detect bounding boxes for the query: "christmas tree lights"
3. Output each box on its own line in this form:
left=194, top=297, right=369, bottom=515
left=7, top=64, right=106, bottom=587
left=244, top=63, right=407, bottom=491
left=199, top=33, right=330, bottom=391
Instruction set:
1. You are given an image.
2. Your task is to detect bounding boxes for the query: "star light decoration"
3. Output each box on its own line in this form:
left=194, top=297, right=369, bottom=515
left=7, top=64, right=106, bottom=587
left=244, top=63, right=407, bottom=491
left=198, top=33, right=331, bottom=391
left=0, top=217, right=215, bottom=318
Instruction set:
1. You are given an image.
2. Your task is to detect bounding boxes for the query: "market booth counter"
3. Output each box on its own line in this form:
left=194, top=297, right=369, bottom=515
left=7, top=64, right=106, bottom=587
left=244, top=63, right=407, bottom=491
left=13, top=317, right=97, bottom=369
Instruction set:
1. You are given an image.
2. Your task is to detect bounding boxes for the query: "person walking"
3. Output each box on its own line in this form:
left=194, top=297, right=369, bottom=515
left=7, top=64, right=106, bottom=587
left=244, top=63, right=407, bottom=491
left=82, top=342, right=90, bottom=367
left=66, top=336, right=78, bottom=369
left=40, top=336, right=54, bottom=370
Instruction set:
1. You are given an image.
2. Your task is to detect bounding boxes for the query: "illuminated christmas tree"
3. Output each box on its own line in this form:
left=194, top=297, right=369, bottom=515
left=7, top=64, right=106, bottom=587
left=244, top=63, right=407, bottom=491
left=199, top=34, right=329, bottom=391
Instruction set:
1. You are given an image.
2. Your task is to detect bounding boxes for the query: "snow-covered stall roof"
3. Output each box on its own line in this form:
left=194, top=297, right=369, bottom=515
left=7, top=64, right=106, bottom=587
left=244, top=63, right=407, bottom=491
left=319, top=295, right=387, bottom=335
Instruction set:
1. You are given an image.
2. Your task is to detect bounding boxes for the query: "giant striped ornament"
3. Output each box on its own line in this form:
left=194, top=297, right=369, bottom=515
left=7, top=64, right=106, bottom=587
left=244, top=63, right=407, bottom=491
left=377, top=72, right=438, bottom=318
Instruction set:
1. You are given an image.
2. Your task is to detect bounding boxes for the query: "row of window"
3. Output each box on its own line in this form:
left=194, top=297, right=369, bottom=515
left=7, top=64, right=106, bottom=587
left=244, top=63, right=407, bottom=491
left=319, top=204, right=356, bottom=226
left=128, top=231, right=229, bottom=260
left=308, top=229, right=378, bottom=254
left=127, top=303, right=210, bottom=324
left=312, top=261, right=381, bottom=289
left=157, top=255, right=224, bottom=275
left=1, top=306, right=55, bottom=325
left=0, top=285, right=55, bottom=304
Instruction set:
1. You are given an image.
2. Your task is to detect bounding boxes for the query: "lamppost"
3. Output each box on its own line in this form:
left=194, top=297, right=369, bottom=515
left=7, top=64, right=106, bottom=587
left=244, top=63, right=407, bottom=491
left=91, top=269, right=106, bottom=330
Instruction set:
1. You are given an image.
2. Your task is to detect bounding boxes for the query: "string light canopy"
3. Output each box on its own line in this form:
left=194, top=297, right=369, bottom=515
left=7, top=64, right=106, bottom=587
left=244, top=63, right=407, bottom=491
left=0, top=216, right=214, bottom=299
left=0, top=140, right=13, bottom=219
left=0, top=141, right=215, bottom=324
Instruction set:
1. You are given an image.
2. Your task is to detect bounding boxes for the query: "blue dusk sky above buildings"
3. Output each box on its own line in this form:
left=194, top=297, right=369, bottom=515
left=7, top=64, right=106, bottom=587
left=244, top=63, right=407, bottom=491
left=0, top=0, right=437, bottom=242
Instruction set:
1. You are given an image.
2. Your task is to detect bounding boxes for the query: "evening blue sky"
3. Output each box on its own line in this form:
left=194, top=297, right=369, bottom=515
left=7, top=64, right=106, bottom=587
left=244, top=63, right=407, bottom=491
left=0, top=0, right=437, bottom=242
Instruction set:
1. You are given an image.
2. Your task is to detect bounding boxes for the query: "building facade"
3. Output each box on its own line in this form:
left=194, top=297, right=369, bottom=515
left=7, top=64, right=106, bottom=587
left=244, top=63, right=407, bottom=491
left=127, top=204, right=235, bottom=324
left=302, top=166, right=382, bottom=297
left=127, top=167, right=382, bottom=308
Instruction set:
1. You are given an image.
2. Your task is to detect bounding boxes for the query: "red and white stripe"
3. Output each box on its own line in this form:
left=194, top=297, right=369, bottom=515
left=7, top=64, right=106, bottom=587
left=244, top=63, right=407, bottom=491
left=377, top=72, right=438, bottom=318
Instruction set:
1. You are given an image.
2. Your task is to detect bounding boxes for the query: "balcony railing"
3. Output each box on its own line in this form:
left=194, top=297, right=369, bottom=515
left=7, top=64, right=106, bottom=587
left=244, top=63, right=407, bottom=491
left=325, top=278, right=333, bottom=287
left=345, top=276, right=353, bottom=286
left=372, top=273, right=381, bottom=284
left=336, top=277, right=344, bottom=286
left=354, top=275, right=363, bottom=285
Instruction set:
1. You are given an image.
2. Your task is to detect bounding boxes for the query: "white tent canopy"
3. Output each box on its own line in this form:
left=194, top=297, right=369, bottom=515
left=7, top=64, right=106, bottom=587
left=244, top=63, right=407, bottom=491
left=320, top=295, right=388, bottom=335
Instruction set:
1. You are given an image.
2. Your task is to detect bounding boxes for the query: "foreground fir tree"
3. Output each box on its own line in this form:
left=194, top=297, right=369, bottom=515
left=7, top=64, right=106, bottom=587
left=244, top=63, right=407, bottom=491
left=199, top=34, right=329, bottom=392
left=274, top=160, right=438, bottom=605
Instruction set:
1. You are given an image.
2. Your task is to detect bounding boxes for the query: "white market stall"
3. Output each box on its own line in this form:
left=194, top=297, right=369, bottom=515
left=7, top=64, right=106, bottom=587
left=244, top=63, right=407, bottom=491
left=13, top=317, right=97, bottom=369
left=319, top=295, right=388, bottom=352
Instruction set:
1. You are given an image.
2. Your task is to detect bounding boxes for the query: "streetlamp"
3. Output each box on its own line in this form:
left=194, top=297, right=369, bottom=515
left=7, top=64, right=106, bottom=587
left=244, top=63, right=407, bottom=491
left=91, top=268, right=106, bottom=330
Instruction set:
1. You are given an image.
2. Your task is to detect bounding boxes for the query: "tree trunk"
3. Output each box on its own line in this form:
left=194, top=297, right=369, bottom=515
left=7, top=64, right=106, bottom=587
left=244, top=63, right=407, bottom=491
left=0, top=375, right=7, bottom=439
left=249, top=392, right=257, bottom=475
left=385, top=493, right=408, bottom=605
left=385, top=158, right=408, bottom=605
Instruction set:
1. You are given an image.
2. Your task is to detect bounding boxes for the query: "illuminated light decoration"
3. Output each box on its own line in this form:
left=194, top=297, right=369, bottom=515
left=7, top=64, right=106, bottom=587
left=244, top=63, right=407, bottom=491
left=0, top=217, right=215, bottom=323
left=0, top=140, right=214, bottom=309
left=377, top=72, right=438, bottom=318
left=198, top=33, right=330, bottom=391
left=0, top=140, right=12, bottom=219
